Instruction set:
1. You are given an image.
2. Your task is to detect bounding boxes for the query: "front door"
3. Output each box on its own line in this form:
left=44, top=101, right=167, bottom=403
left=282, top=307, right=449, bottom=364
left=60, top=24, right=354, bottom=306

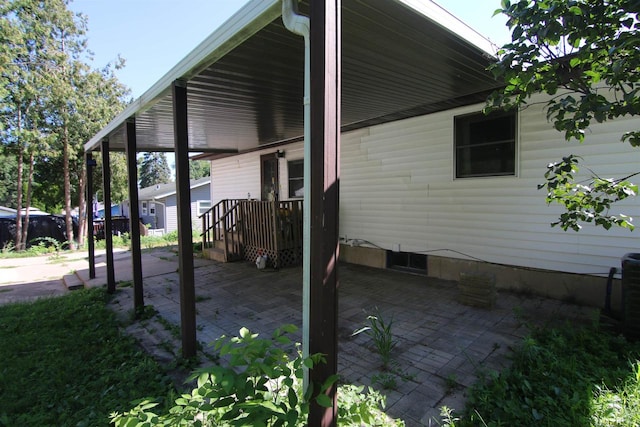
left=261, top=153, right=279, bottom=201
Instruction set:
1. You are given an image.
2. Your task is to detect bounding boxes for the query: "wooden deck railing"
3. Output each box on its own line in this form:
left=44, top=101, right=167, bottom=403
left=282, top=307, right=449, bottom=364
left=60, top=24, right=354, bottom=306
left=243, top=199, right=303, bottom=267
left=201, top=199, right=303, bottom=267
left=200, top=199, right=244, bottom=261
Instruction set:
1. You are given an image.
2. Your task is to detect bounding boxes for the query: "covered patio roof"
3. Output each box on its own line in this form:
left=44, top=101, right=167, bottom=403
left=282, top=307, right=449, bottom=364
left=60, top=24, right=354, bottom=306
left=84, top=0, right=501, bottom=155
left=85, top=2, right=504, bottom=422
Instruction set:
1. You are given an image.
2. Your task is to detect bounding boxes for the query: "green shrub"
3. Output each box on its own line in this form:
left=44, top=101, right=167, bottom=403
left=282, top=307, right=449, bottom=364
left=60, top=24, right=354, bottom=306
left=111, top=325, right=404, bottom=426
left=449, top=324, right=640, bottom=426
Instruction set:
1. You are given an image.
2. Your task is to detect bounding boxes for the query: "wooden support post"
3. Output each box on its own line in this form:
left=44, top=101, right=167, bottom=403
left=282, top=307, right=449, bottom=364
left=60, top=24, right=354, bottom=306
left=308, top=0, right=341, bottom=425
left=172, top=80, right=197, bottom=359
left=125, top=119, right=144, bottom=312
left=86, top=152, right=96, bottom=279
left=101, top=139, right=116, bottom=293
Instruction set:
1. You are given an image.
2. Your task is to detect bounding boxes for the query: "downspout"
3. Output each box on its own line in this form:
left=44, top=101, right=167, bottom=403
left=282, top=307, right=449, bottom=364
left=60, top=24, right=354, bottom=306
left=282, top=0, right=311, bottom=388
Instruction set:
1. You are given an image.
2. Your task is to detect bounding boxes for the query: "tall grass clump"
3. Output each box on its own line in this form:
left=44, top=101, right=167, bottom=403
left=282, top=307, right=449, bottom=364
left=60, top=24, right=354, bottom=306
left=443, top=323, right=640, bottom=426
left=0, top=288, right=173, bottom=426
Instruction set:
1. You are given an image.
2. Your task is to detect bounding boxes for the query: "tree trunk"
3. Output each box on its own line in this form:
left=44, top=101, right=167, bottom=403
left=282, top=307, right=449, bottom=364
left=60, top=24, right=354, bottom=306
left=14, top=110, right=24, bottom=251
left=63, top=122, right=75, bottom=249
left=20, top=151, right=34, bottom=248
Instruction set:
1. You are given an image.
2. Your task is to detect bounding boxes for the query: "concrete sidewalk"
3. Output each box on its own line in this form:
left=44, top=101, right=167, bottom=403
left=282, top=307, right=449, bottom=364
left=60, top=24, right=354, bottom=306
left=0, top=247, right=207, bottom=304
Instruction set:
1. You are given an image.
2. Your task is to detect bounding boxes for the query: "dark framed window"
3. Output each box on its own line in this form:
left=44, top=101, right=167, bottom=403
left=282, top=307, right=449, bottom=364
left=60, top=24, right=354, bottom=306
left=288, top=159, right=304, bottom=198
left=455, top=110, right=516, bottom=178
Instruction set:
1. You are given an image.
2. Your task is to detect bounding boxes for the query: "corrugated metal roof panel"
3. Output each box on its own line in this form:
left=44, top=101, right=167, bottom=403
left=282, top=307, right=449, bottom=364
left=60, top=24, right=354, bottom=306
left=85, top=0, right=501, bottom=154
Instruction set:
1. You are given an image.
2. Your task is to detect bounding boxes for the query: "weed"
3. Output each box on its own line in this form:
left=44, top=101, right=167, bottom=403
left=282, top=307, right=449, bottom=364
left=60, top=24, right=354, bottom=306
left=436, top=406, right=460, bottom=427
left=444, top=374, right=459, bottom=395
left=353, top=307, right=398, bottom=368
left=195, top=294, right=211, bottom=303
left=156, top=314, right=181, bottom=339
left=458, top=323, right=640, bottom=425
left=372, top=372, right=398, bottom=390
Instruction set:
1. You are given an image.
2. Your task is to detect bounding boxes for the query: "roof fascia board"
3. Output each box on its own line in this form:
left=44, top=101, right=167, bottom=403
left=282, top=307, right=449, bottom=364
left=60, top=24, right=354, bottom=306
left=397, top=0, right=498, bottom=58
left=84, top=0, right=281, bottom=153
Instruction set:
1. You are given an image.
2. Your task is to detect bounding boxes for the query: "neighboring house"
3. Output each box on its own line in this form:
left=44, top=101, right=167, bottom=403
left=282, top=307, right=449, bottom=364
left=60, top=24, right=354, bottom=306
left=122, top=177, right=211, bottom=235
left=95, top=203, right=121, bottom=218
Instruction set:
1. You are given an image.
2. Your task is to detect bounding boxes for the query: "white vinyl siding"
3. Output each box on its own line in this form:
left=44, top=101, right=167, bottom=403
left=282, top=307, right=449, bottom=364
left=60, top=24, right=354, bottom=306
left=210, top=144, right=304, bottom=204
left=210, top=98, right=640, bottom=276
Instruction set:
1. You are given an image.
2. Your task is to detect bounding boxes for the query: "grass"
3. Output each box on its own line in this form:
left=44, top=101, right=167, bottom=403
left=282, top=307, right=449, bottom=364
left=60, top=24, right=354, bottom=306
left=440, top=322, right=640, bottom=426
left=0, top=288, right=174, bottom=426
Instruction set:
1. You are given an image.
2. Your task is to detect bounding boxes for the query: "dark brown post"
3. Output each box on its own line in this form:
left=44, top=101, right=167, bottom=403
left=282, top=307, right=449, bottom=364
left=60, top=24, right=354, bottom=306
left=101, top=139, right=116, bottom=293
left=172, top=80, right=197, bottom=359
left=86, top=152, right=96, bottom=279
left=125, top=119, right=144, bottom=312
left=308, top=0, right=341, bottom=425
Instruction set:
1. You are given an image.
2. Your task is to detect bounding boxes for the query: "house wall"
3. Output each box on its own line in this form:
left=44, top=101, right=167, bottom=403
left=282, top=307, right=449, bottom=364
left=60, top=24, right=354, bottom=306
left=163, top=184, right=211, bottom=233
left=190, top=184, right=211, bottom=226
left=210, top=148, right=305, bottom=203
left=165, top=194, right=178, bottom=233
left=208, top=99, right=640, bottom=307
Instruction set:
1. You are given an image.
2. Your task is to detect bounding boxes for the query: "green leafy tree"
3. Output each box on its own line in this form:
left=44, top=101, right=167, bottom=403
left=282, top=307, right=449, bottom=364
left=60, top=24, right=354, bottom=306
left=92, top=152, right=130, bottom=204
left=189, top=159, right=210, bottom=180
left=0, top=0, right=60, bottom=248
left=1, top=0, right=129, bottom=248
left=139, top=152, right=172, bottom=188
left=0, top=152, right=17, bottom=207
left=487, top=0, right=640, bottom=231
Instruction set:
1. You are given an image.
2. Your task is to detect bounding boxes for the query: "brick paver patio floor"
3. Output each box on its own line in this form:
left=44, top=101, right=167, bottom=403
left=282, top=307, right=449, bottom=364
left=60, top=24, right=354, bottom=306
left=108, top=254, right=596, bottom=426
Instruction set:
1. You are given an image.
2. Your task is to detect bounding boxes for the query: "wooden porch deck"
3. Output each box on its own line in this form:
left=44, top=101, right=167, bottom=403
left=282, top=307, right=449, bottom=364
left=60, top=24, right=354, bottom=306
left=200, top=199, right=303, bottom=268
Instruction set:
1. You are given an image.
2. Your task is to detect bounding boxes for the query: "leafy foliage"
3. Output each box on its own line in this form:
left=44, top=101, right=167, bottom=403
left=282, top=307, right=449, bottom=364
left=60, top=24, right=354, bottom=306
left=92, top=152, right=130, bottom=204
left=540, top=155, right=638, bottom=230
left=447, top=323, right=640, bottom=426
left=0, top=153, right=17, bottom=207
left=487, top=0, right=640, bottom=231
left=190, top=159, right=211, bottom=180
left=139, top=152, right=172, bottom=188
left=0, top=287, right=173, bottom=426
left=111, top=325, right=403, bottom=426
left=0, top=0, right=129, bottom=248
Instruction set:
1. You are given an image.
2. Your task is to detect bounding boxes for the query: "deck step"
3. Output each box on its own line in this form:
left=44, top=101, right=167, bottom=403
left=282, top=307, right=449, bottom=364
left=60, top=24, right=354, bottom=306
left=63, top=272, right=85, bottom=291
left=204, top=247, right=227, bottom=262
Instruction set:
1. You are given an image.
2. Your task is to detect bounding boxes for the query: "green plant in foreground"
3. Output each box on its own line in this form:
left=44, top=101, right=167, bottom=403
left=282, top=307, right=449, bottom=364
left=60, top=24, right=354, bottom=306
left=447, top=323, right=640, bottom=426
left=592, top=360, right=640, bottom=427
left=353, top=308, right=398, bottom=368
left=0, top=288, right=172, bottom=426
left=111, top=325, right=404, bottom=426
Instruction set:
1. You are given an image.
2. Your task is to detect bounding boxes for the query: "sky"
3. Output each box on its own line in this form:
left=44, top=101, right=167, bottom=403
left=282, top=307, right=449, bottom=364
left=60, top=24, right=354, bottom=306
left=68, top=0, right=511, bottom=99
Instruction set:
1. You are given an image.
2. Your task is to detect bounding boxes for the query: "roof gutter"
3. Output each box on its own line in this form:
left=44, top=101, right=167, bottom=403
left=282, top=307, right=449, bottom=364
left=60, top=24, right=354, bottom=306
left=281, top=0, right=311, bottom=389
